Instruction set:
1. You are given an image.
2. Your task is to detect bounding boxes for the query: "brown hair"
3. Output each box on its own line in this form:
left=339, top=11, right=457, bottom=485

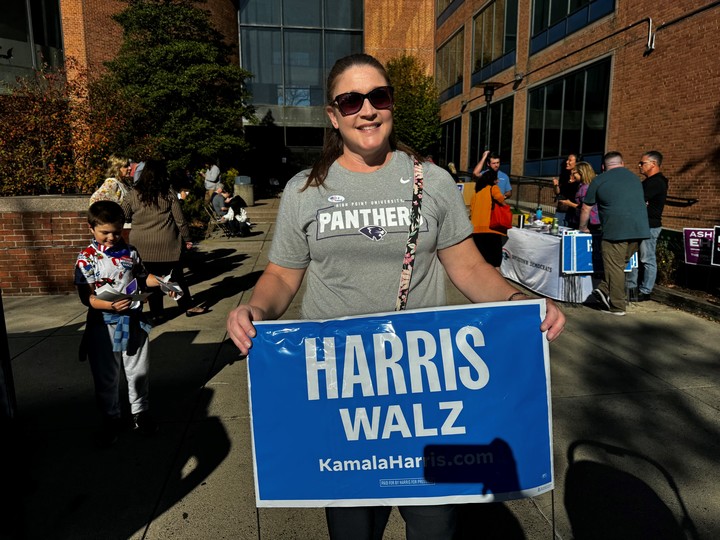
left=303, top=53, right=423, bottom=190
left=88, top=200, right=125, bottom=227
left=135, top=159, right=171, bottom=207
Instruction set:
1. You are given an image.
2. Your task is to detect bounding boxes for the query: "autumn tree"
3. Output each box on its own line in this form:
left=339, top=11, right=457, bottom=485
left=94, top=0, right=256, bottom=172
left=0, top=60, right=117, bottom=195
left=386, top=55, right=441, bottom=157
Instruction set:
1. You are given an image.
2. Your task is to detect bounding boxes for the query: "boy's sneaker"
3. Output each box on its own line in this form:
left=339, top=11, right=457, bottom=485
left=592, top=288, right=611, bottom=311
left=133, top=411, right=158, bottom=435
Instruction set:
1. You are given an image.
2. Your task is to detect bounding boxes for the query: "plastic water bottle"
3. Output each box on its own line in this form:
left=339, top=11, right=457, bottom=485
left=551, top=218, right=559, bottom=235
left=535, top=207, right=542, bottom=221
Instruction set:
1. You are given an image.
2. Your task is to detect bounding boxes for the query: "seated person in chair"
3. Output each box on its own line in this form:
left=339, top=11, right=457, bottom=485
left=210, top=186, right=252, bottom=236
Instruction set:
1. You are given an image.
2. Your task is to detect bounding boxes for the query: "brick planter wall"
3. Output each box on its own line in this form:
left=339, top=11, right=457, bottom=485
left=0, top=196, right=90, bottom=296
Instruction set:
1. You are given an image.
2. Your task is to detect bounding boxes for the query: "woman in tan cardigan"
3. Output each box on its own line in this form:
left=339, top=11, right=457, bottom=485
left=122, top=160, right=208, bottom=321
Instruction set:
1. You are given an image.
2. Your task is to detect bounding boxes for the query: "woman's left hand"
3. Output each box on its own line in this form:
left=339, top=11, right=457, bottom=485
left=540, top=299, right=565, bottom=341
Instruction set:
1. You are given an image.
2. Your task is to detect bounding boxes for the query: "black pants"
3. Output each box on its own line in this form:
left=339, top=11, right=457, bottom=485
left=325, top=505, right=457, bottom=540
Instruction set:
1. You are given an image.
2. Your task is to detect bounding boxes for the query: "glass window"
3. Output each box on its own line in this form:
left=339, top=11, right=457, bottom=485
left=543, top=80, right=563, bottom=158
left=437, top=0, right=464, bottom=25
left=283, top=30, right=322, bottom=106
left=240, top=0, right=281, bottom=25
left=325, top=0, right=362, bottom=29
left=583, top=61, right=610, bottom=155
left=526, top=90, right=544, bottom=160
left=1, top=0, right=30, bottom=42
left=472, top=1, right=517, bottom=77
left=560, top=70, right=584, bottom=156
left=531, top=0, right=613, bottom=54
left=30, top=0, right=61, bottom=48
left=284, top=0, right=321, bottom=26
left=549, top=0, right=569, bottom=26
left=468, top=96, right=514, bottom=171
left=505, top=0, right=518, bottom=52
left=524, top=59, right=610, bottom=175
left=242, top=28, right=283, bottom=105
left=325, top=31, right=363, bottom=85
left=439, top=117, right=462, bottom=172
left=436, top=30, right=464, bottom=100
left=437, top=0, right=454, bottom=15
left=532, top=0, right=549, bottom=35
left=240, top=0, right=363, bottom=108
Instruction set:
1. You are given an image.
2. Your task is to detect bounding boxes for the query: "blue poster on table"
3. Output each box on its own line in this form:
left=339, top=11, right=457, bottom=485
left=248, top=300, right=553, bottom=508
left=562, top=233, right=638, bottom=274
left=562, top=233, right=594, bottom=274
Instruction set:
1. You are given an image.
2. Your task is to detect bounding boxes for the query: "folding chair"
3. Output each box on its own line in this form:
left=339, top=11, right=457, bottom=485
left=203, top=204, right=235, bottom=239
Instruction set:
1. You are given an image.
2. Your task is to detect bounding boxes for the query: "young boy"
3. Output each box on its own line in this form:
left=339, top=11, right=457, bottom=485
left=75, top=201, right=171, bottom=445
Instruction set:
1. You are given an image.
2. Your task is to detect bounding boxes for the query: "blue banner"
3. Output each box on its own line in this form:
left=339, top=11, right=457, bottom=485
left=248, top=301, right=553, bottom=507
left=562, top=232, right=637, bottom=274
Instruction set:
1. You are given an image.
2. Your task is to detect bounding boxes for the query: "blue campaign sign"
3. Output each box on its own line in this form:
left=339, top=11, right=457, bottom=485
left=248, top=301, right=553, bottom=507
left=562, top=234, right=637, bottom=273
left=562, top=233, right=594, bottom=274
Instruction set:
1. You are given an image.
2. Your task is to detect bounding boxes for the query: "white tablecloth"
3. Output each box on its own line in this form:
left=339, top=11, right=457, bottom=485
left=501, top=228, right=594, bottom=303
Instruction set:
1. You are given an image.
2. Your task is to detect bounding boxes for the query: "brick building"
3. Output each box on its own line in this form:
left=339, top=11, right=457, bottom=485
left=50, top=0, right=720, bottom=231
left=1, top=0, right=719, bottom=295
left=435, top=0, right=720, bottom=231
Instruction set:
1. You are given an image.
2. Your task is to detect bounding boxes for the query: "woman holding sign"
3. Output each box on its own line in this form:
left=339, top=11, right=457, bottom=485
left=227, top=53, right=564, bottom=540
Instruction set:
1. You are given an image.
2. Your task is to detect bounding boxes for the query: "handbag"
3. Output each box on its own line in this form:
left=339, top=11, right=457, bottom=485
left=489, top=192, right=512, bottom=233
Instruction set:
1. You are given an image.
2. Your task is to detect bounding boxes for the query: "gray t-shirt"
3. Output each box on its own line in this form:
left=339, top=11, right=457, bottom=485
left=269, top=151, right=473, bottom=320
left=584, top=166, right=650, bottom=241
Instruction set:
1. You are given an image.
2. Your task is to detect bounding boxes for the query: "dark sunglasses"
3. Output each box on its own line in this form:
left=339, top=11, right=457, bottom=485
left=332, top=86, right=394, bottom=116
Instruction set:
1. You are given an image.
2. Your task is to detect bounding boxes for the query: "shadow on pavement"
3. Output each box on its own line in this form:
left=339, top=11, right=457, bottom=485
left=183, top=247, right=253, bottom=288
left=564, top=440, right=699, bottom=540
left=456, top=502, right=525, bottom=539
left=190, top=271, right=263, bottom=314
left=4, top=322, right=235, bottom=540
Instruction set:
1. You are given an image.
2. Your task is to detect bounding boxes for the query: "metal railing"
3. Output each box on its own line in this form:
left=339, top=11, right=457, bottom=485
left=508, top=174, right=558, bottom=215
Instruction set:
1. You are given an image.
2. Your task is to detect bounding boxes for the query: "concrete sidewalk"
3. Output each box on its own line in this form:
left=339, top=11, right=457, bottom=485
left=2, top=199, right=719, bottom=539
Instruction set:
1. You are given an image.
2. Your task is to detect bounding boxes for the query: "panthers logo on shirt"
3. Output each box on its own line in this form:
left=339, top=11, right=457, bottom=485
left=358, top=226, right=387, bottom=241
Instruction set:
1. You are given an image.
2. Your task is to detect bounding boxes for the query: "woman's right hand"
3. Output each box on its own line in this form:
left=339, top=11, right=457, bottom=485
left=227, top=304, right=266, bottom=355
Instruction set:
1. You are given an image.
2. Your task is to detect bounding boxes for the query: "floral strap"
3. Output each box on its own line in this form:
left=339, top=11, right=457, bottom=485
left=395, top=158, right=424, bottom=311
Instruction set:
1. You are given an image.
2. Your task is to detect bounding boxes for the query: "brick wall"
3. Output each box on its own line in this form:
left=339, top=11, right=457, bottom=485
left=61, top=0, right=240, bottom=76
left=365, top=0, right=435, bottom=72
left=0, top=197, right=90, bottom=296
left=83, top=0, right=126, bottom=76
left=437, top=0, right=720, bottom=232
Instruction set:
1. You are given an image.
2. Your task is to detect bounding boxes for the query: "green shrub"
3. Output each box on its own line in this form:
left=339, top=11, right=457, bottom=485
left=656, top=231, right=682, bottom=285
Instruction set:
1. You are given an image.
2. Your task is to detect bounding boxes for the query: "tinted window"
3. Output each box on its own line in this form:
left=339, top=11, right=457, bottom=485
left=240, top=0, right=281, bottom=25
left=325, top=0, right=363, bottom=29
left=524, top=59, right=611, bottom=174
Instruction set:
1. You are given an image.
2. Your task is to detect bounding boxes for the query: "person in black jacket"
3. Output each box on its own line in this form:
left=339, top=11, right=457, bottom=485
left=627, top=150, right=668, bottom=301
